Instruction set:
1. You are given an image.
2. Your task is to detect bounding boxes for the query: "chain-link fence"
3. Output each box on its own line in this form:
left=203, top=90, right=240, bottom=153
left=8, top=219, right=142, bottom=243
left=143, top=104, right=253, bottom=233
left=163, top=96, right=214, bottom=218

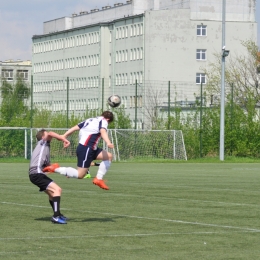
left=29, top=76, right=205, bottom=130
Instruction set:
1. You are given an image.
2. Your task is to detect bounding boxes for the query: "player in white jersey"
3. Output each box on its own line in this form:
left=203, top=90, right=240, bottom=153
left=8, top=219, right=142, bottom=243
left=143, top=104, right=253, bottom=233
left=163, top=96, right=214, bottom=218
left=43, top=111, right=114, bottom=190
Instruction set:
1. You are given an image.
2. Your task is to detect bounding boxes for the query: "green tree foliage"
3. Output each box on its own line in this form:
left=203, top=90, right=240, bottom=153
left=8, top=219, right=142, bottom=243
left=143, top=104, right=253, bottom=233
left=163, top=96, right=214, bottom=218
left=0, top=77, right=30, bottom=126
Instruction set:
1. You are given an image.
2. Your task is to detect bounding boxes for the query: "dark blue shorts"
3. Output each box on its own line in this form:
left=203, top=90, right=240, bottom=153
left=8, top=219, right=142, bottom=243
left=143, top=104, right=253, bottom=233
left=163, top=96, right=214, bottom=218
left=76, top=144, right=102, bottom=168
left=29, top=173, right=53, bottom=192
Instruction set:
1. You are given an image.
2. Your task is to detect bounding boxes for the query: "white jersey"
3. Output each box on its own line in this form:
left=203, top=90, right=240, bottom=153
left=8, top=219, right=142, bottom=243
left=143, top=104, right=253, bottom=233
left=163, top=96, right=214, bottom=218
left=77, top=116, right=108, bottom=150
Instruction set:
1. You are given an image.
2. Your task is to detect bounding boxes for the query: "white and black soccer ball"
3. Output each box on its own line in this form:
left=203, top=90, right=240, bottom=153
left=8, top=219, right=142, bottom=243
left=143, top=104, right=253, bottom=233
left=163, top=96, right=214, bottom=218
left=107, top=95, right=121, bottom=108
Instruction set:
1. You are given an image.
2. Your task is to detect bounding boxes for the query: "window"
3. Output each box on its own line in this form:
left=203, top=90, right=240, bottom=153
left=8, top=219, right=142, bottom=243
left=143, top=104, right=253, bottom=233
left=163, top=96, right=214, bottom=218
left=137, top=24, right=140, bottom=35
left=17, top=70, right=29, bottom=80
left=196, top=73, right=206, bottom=84
left=133, top=48, right=136, bottom=60
left=196, top=49, right=206, bottom=60
left=125, top=50, right=128, bottom=61
left=2, top=69, right=13, bottom=80
left=122, top=50, right=125, bottom=62
left=130, top=49, right=133, bottom=61
left=140, top=24, right=143, bottom=35
left=197, top=25, right=207, bottom=36
left=125, top=73, right=128, bottom=85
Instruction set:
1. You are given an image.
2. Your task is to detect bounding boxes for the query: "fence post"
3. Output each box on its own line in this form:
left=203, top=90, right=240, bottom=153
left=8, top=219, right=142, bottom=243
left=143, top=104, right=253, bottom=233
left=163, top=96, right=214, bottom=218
left=168, top=81, right=171, bottom=130
left=30, top=75, right=33, bottom=128
left=66, top=77, right=69, bottom=128
left=200, top=82, right=203, bottom=158
left=230, top=83, right=234, bottom=155
left=102, top=78, right=104, bottom=111
left=135, top=79, right=137, bottom=130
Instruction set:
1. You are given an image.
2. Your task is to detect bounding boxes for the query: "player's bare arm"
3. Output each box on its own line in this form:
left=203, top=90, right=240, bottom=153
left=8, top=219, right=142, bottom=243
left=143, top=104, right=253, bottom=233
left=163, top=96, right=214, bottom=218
left=63, top=125, right=80, bottom=139
left=46, top=131, right=70, bottom=148
left=100, top=128, right=114, bottom=149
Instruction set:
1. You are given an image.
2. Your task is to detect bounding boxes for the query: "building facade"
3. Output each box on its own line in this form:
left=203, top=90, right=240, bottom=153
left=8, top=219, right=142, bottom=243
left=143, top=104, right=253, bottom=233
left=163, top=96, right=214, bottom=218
left=31, top=0, right=257, bottom=128
left=1, top=59, right=31, bottom=83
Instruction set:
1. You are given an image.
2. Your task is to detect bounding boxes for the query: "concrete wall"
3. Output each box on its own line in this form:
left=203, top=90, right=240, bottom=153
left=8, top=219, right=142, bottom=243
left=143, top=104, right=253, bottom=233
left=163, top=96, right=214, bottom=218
left=44, top=17, right=73, bottom=34
left=144, top=8, right=257, bottom=101
left=43, top=0, right=255, bottom=34
left=190, top=0, right=256, bottom=22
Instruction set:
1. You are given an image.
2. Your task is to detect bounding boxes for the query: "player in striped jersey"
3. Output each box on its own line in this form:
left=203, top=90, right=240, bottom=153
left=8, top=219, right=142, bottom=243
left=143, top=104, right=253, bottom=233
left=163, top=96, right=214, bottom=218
left=43, top=111, right=114, bottom=190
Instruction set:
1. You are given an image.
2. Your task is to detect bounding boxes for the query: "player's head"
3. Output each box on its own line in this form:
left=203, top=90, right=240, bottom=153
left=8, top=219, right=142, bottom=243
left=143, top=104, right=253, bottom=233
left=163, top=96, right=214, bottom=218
left=101, top=111, right=114, bottom=123
left=36, top=129, right=47, bottom=141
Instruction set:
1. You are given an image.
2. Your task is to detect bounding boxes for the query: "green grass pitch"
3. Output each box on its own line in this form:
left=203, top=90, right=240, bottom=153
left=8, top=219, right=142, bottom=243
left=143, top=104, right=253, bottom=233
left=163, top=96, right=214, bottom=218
left=1, top=162, right=260, bottom=260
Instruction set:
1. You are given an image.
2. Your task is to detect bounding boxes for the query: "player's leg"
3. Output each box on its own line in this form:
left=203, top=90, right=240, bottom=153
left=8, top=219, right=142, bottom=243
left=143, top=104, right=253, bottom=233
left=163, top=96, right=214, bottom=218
left=84, top=161, right=100, bottom=179
left=51, top=145, right=93, bottom=179
left=46, top=190, right=68, bottom=221
left=46, top=182, right=67, bottom=224
left=95, top=149, right=113, bottom=179
left=29, top=174, right=66, bottom=224
left=92, top=148, right=113, bottom=190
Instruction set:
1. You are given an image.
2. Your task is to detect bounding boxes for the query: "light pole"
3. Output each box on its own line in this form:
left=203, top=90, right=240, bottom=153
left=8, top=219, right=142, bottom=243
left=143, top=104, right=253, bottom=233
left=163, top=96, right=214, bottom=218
left=219, top=0, right=229, bottom=161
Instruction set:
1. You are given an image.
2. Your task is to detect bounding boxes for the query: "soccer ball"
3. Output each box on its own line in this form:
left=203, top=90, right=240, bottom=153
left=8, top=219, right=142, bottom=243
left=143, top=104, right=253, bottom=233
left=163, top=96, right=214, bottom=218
left=107, top=95, right=121, bottom=108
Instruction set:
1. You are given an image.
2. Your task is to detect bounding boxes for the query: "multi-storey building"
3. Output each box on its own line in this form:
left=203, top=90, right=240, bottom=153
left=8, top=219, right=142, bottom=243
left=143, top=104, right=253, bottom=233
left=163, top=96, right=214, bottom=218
left=32, top=0, right=257, bottom=128
left=0, top=59, right=31, bottom=83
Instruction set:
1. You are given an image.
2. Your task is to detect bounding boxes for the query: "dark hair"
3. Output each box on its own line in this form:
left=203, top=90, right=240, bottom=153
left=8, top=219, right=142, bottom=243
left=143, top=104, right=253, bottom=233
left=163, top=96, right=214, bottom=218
left=101, top=111, right=114, bottom=123
left=36, top=129, right=46, bottom=141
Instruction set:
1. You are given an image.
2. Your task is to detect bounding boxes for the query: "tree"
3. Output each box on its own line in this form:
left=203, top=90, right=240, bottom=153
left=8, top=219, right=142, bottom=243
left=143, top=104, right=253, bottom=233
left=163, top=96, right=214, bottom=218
left=203, top=40, right=260, bottom=110
left=0, top=75, right=30, bottom=126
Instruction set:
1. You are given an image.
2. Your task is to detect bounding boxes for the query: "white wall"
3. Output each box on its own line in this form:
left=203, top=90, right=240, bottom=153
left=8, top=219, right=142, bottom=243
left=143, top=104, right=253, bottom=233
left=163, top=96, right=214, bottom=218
left=144, top=8, right=257, bottom=101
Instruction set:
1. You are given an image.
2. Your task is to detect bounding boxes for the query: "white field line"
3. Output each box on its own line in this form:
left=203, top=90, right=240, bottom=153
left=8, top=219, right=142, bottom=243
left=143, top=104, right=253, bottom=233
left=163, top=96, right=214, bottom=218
left=1, top=181, right=260, bottom=195
left=0, top=230, right=257, bottom=243
left=1, top=201, right=260, bottom=233
left=1, top=184, right=260, bottom=208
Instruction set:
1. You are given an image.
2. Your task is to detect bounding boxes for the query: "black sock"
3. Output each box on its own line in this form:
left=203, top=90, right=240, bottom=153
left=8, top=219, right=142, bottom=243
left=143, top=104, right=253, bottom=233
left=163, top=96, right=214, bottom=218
left=94, top=162, right=100, bottom=166
left=52, top=196, right=61, bottom=217
left=49, top=200, right=54, bottom=210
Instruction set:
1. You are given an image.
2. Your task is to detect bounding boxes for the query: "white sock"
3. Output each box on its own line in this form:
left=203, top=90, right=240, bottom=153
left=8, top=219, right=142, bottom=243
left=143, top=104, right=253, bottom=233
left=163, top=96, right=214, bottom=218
left=55, top=167, right=78, bottom=178
left=96, top=161, right=111, bottom=180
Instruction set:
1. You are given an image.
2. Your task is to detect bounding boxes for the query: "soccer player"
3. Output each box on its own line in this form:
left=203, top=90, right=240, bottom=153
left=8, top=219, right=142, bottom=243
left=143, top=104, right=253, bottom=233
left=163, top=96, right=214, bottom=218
left=29, top=129, right=70, bottom=224
left=43, top=111, right=114, bottom=190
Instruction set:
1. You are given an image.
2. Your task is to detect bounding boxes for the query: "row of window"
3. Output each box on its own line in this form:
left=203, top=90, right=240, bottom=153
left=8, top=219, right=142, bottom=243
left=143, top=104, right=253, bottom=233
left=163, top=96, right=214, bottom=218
left=34, top=24, right=206, bottom=54
left=34, top=47, right=204, bottom=74
left=114, top=48, right=143, bottom=63
left=34, top=55, right=99, bottom=73
left=33, top=77, right=100, bottom=92
left=34, top=47, right=145, bottom=74
left=114, top=72, right=143, bottom=86
left=35, top=99, right=99, bottom=111
left=34, top=95, right=142, bottom=111
left=114, top=23, right=143, bottom=40
left=34, top=32, right=100, bottom=53
left=1, top=69, right=29, bottom=80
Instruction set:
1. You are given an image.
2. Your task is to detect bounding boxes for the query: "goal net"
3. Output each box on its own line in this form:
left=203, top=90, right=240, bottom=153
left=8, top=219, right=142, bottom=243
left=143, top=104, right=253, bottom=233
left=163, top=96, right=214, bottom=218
left=107, top=129, right=187, bottom=161
left=32, top=128, right=187, bottom=161
left=0, top=127, right=187, bottom=161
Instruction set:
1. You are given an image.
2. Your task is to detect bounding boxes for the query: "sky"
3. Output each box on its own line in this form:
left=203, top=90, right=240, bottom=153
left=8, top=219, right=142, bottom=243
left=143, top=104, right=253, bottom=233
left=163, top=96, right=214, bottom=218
left=0, top=0, right=259, bottom=62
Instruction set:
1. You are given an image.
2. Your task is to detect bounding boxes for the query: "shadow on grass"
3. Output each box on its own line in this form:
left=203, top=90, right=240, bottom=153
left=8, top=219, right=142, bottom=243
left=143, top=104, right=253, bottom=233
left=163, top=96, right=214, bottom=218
left=34, top=216, right=116, bottom=223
